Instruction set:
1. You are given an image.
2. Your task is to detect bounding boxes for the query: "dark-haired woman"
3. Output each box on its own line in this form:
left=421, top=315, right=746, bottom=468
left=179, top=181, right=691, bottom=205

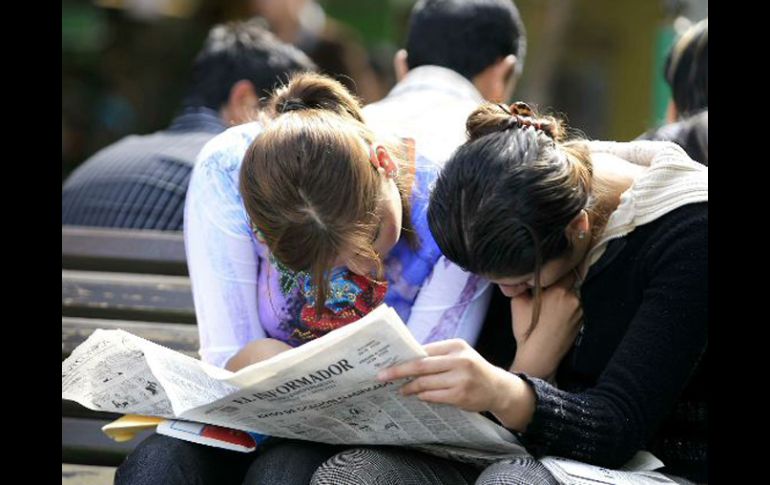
left=316, top=102, right=707, bottom=485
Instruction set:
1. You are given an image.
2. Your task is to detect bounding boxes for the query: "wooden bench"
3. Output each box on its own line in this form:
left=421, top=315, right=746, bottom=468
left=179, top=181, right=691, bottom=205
left=62, top=226, right=198, bottom=479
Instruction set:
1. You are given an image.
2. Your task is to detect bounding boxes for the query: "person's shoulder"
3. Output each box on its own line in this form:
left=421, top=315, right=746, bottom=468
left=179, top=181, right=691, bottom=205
left=645, top=122, right=687, bottom=142
left=409, top=152, right=444, bottom=206
left=88, top=133, right=149, bottom=160
left=641, top=119, right=703, bottom=148
left=655, top=201, right=707, bottom=227
left=362, top=96, right=392, bottom=120
left=632, top=202, right=707, bottom=255
left=62, top=133, right=150, bottom=186
left=414, top=152, right=443, bottom=174
left=635, top=112, right=708, bottom=166
left=196, top=122, right=262, bottom=173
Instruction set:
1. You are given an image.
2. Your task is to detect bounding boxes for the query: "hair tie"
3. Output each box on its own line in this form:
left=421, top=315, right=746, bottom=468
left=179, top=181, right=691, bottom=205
left=502, top=102, right=556, bottom=139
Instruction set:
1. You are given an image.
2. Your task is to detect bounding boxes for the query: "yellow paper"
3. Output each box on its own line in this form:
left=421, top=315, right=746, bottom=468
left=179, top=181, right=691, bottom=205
left=101, top=415, right=165, bottom=442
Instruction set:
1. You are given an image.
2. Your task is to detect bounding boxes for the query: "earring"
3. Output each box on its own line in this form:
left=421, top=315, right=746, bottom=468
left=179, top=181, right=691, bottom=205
left=577, top=230, right=586, bottom=240
left=387, top=168, right=399, bottom=178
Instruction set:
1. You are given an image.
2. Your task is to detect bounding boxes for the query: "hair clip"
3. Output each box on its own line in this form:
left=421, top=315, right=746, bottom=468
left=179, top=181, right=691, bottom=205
left=510, top=101, right=534, bottom=118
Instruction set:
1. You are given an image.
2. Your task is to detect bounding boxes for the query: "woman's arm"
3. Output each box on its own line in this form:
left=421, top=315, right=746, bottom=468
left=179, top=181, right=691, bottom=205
left=508, top=273, right=583, bottom=381
left=511, top=205, right=708, bottom=467
left=383, top=205, right=707, bottom=468
left=378, top=338, right=537, bottom=431
left=586, top=139, right=682, bottom=166
left=224, top=338, right=293, bottom=371
left=184, top=126, right=274, bottom=369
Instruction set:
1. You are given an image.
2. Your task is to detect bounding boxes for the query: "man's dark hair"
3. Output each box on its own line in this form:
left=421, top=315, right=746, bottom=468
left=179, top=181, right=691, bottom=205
left=405, top=0, right=526, bottom=80
left=183, top=19, right=317, bottom=110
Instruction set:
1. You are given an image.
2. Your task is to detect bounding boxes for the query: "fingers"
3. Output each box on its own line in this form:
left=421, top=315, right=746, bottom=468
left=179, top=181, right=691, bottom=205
left=423, top=339, right=468, bottom=356
left=378, top=339, right=476, bottom=381
left=414, top=388, right=457, bottom=405
left=399, top=371, right=456, bottom=396
left=377, top=355, right=457, bottom=381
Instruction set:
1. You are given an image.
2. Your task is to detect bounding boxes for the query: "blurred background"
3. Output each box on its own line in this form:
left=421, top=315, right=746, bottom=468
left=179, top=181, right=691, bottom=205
left=62, top=0, right=708, bottom=180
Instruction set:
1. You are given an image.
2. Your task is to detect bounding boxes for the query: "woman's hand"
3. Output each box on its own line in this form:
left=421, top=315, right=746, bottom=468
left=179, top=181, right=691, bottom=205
left=377, top=339, right=513, bottom=413
left=510, top=272, right=583, bottom=380
left=225, top=338, right=293, bottom=372
left=377, top=339, right=536, bottom=431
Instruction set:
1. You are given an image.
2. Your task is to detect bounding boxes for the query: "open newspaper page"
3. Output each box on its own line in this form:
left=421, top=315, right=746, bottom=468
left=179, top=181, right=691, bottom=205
left=62, top=328, right=178, bottom=417
left=540, top=453, right=680, bottom=485
left=62, top=327, right=238, bottom=418
left=179, top=306, right=529, bottom=464
left=62, top=305, right=528, bottom=464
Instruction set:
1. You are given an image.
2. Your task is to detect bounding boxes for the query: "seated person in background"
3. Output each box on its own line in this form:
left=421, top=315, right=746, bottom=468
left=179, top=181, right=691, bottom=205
left=363, top=0, right=527, bottom=165
left=638, top=18, right=707, bottom=165
left=62, top=20, right=315, bottom=230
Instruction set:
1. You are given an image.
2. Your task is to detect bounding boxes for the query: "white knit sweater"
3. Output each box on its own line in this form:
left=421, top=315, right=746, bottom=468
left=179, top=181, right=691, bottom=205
left=582, top=140, right=709, bottom=272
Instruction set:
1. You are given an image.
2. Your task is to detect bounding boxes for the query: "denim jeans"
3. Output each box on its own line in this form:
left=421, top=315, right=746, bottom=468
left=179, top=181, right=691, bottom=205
left=114, top=434, right=345, bottom=485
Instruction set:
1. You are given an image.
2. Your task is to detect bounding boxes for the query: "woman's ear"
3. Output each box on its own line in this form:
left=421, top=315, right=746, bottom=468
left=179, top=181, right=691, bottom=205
left=666, top=99, right=679, bottom=123
left=370, top=145, right=399, bottom=179
left=566, top=210, right=590, bottom=242
left=253, top=227, right=267, bottom=243
left=393, top=49, right=409, bottom=82
left=472, top=54, right=517, bottom=103
left=223, top=80, right=260, bottom=125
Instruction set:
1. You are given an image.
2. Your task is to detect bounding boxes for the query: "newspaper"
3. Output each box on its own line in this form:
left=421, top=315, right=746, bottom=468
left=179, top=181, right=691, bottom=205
left=540, top=453, right=679, bottom=485
left=62, top=304, right=678, bottom=482
left=62, top=305, right=528, bottom=465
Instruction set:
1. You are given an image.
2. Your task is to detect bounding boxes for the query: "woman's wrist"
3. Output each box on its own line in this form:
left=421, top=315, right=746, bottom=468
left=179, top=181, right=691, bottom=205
left=489, top=368, right=536, bottom=432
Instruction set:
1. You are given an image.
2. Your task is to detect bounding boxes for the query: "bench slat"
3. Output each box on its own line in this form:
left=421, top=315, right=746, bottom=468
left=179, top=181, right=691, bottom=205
left=62, top=317, right=200, bottom=360
left=62, top=270, right=195, bottom=324
left=62, top=226, right=187, bottom=275
left=62, top=417, right=153, bottom=467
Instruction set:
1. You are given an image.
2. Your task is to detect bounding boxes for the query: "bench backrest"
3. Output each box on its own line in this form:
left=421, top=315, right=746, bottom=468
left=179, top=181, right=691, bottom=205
left=62, top=226, right=198, bottom=467
left=62, top=226, right=188, bottom=275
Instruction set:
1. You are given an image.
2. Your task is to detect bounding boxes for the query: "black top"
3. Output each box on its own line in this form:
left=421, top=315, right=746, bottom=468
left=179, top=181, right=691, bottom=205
left=517, top=202, right=708, bottom=483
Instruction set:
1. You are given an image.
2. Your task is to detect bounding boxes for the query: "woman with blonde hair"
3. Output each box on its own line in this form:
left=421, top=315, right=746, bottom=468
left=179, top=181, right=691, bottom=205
left=115, top=72, right=491, bottom=484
